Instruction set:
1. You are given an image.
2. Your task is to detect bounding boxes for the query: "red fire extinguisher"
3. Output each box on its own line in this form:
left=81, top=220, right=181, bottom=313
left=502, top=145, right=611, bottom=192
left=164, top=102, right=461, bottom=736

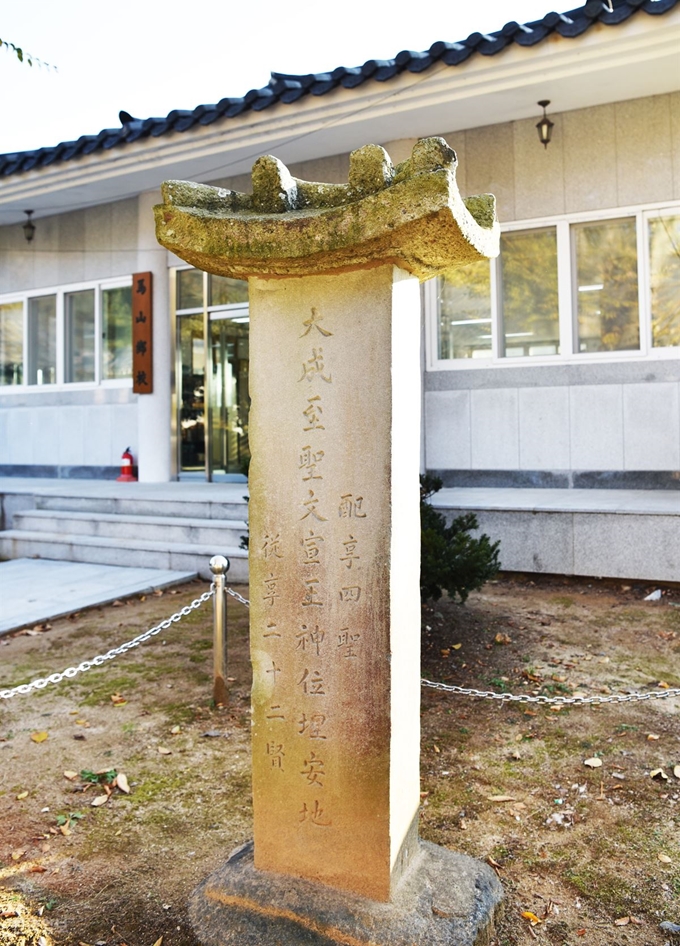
left=117, top=446, right=137, bottom=482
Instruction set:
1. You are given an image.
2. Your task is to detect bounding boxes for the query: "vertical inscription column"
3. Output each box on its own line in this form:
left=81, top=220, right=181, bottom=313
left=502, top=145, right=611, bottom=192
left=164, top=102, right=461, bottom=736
left=248, top=266, right=415, bottom=902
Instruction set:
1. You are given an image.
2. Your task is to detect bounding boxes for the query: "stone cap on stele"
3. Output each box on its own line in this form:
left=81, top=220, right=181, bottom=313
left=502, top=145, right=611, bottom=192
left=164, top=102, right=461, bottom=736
left=154, top=136, right=499, bottom=280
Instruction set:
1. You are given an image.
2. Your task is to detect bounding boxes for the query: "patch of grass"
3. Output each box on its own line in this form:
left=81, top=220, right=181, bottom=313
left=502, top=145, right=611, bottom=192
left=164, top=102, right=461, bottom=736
left=550, top=595, right=574, bottom=608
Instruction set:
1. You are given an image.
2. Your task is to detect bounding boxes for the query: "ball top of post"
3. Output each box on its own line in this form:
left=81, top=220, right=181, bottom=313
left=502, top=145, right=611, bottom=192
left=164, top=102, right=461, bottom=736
left=209, top=555, right=230, bottom=576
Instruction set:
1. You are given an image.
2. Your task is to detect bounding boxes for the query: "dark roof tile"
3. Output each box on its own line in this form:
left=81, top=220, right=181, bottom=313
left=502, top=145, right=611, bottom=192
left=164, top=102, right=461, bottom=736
left=2, top=0, right=677, bottom=177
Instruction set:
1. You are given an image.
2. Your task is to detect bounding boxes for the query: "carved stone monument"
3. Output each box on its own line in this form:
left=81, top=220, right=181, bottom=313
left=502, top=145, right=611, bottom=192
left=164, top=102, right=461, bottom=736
left=156, top=138, right=503, bottom=945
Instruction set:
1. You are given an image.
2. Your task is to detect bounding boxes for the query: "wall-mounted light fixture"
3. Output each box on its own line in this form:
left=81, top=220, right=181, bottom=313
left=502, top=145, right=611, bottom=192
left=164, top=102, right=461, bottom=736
left=536, top=100, right=554, bottom=149
left=22, top=210, right=35, bottom=242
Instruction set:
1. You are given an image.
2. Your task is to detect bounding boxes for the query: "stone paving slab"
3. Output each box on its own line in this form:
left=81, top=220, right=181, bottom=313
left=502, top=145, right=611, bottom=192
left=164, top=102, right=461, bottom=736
left=0, top=558, right=196, bottom=635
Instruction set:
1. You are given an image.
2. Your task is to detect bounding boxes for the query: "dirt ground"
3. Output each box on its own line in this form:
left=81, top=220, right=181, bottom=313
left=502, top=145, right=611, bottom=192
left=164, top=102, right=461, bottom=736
left=0, top=573, right=678, bottom=946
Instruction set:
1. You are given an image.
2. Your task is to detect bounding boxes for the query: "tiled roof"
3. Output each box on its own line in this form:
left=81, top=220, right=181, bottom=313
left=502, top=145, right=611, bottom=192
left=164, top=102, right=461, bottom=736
left=1, top=0, right=677, bottom=178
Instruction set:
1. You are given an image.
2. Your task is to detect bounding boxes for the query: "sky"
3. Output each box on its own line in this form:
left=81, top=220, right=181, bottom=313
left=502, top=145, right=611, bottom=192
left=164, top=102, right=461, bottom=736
left=1, top=0, right=560, bottom=155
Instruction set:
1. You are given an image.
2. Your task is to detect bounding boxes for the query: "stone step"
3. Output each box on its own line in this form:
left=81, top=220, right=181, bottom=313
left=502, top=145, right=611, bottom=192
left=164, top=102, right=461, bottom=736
left=34, top=493, right=249, bottom=521
left=0, top=530, right=249, bottom=582
left=14, top=509, right=249, bottom=547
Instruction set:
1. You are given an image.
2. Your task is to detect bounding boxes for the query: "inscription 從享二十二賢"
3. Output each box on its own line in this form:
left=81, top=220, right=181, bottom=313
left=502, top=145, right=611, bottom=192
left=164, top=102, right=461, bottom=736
left=261, top=532, right=283, bottom=559
left=266, top=741, right=285, bottom=769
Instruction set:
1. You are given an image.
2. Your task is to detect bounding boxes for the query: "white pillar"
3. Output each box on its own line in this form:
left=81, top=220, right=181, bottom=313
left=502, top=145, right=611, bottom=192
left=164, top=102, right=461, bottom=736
left=136, top=189, right=172, bottom=482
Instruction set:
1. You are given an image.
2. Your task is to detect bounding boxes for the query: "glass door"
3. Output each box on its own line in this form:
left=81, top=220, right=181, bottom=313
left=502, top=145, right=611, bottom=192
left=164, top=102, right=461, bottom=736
left=178, top=312, right=206, bottom=474
left=209, top=313, right=250, bottom=479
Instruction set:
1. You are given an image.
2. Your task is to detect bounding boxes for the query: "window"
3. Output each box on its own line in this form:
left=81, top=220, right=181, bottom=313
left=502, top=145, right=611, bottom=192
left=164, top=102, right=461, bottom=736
left=432, top=204, right=680, bottom=366
left=0, top=279, right=132, bottom=388
left=0, top=301, right=23, bottom=385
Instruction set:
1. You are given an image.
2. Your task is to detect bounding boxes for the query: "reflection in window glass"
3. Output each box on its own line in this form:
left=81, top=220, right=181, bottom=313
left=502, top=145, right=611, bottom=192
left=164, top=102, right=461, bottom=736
left=649, top=214, right=680, bottom=348
left=179, top=314, right=206, bottom=471
left=210, top=275, right=248, bottom=307
left=0, top=302, right=23, bottom=385
left=500, top=228, right=559, bottom=357
left=574, top=218, right=639, bottom=353
left=438, top=260, right=492, bottom=359
left=65, top=289, right=95, bottom=382
left=177, top=269, right=204, bottom=310
left=28, top=295, right=57, bottom=385
left=102, top=286, right=132, bottom=379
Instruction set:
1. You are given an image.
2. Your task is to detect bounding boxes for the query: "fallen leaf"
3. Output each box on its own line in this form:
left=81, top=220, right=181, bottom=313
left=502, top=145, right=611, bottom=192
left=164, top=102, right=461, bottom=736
left=29, top=864, right=48, bottom=873
left=16, top=790, right=28, bottom=800
left=64, top=771, right=79, bottom=780
left=170, top=725, right=181, bottom=735
left=647, top=733, right=660, bottom=741
left=152, top=937, right=163, bottom=946
left=157, top=746, right=172, bottom=755
left=576, top=929, right=587, bottom=936
left=650, top=768, right=668, bottom=780
left=658, top=853, right=672, bottom=864
left=521, top=911, right=542, bottom=925
left=30, top=731, right=49, bottom=744
left=584, top=757, right=602, bottom=768
left=487, top=856, right=503, bottom=869
left=75, top=719, right=90, bottom=727
left=11, top=849, right=25, bottom=861
left=112, top=599, right=123, bottom=607
left=657, top=680, right=669, bottom=689
left=1, top=910, right=19, bottom=918
left=91, top=794, right=109, bottom=807
left=674, top=764, right=680, bottom=779
left=494, top=633, right=512, bottom=644
left=59, top=823, right=71, bottom=836
left=116, top=773, right=131, bottom=794
left=615, top=916, right=631, bottom=926
left=452, top=643, right=462, bottom=650
left=153, top=589, right=164, bottom=597
left=487, top=795, right=517, bottom=802
left=110, top=693, right=127, bottom=705
left=433, top=745, right=440, bottom=754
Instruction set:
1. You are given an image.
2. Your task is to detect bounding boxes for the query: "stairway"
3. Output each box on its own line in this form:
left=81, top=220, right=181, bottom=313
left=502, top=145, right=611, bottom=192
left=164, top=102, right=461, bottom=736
left=0, top=483, right=250, bottom=582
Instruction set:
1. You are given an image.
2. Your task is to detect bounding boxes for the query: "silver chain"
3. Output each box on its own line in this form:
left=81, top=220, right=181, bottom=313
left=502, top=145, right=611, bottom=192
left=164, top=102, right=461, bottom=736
left=421, top=678, right=680, bottom=705
left=3, top=583, right=678, bottom=708
left=0, top=588, right=215, bottom=700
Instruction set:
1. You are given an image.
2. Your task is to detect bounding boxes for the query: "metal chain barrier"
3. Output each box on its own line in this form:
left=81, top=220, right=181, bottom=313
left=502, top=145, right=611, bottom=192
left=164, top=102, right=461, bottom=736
left=0, top=588, right=215, bottom=700
left=2, top=578, right=678, bottom=707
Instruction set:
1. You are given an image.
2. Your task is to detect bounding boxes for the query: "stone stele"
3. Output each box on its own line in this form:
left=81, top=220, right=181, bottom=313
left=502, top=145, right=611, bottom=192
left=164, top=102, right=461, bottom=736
left=155, top=138, right=503, bottom=946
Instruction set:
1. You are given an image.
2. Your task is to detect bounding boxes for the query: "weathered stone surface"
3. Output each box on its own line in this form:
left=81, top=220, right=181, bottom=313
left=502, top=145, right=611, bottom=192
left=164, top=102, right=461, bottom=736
left=190, top=839, right=504, bottom=946
left=154, top=138, right=499, bottom=280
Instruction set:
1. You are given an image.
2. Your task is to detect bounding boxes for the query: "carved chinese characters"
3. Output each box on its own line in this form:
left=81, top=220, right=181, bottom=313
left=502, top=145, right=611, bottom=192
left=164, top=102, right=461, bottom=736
left=248, top=267, right=422, bottom=902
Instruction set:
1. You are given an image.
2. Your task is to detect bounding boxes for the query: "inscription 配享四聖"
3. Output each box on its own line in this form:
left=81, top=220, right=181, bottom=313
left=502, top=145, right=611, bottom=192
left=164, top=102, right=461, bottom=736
left=298, top=712, right=328, bottom=739
left=300, top=489, right=327, bottom=522
left=296, top=625, right=325, bottom=655
left=339, top=586, right=362, bottom=603
left=266, top=741, right=285, bottom=769
left=299, top=348, right=332, bottom=384
left=263, top=573, right=280, bottom=606
left=340, top=535, right=360, bottom=569
left=301, top=577, right=323, bottom=608
left=300, top=307, right=333, bottom=339
left=338, top=494, right=366, bottom=519
left=337, top=629, right=361, bottom=658
left=303, top=395, right=325, bottom=431
left=298, top=669, right=326, bottom=695
left=299, top=800, right=331, bottom=826
left=301, top=530, right=324, bottom=565
left=301, top=751, right=326, bottom=787
left=261, top=533, right=283, bottom=559
left=267, top=704, right=285, bottom=720
left=299, top=446, right=324, bottom=481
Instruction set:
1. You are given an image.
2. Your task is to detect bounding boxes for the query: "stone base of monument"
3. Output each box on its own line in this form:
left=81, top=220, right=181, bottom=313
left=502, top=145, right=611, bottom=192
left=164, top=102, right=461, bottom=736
left=189, top=839, right=503, bottom=946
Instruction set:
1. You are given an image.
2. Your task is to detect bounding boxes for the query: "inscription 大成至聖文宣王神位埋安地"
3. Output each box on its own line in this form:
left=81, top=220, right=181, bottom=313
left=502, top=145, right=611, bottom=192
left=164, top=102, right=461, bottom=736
left=299, top=446, right=324, bottom=481
left=299, top=800, right=331, bottom=826
left=301, top=577, right=324, bottom=608
left=300, top=489, right=327, bottom=523
left=302, top=395, right=325, bottom=431
left=298, top=712, right=327, bottom=739
left=301, top=530, right=323, bottom=564
left=299, top=348, right=332, bottom=384
left=301, top=751, right=326, bottom=787
left=297, top=668, right=326, bottom=695
left=300, top=308, right=333, bottom=339
left=296, top=625, right=325, bottom=655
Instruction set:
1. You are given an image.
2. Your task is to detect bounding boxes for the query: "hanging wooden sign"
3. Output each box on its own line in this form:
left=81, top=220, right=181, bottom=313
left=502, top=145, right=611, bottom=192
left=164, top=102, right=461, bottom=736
left=132, top=271, right=153, bottom=394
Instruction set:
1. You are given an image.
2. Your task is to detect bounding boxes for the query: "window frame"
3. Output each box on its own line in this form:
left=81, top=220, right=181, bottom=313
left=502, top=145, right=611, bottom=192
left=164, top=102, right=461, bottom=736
left=426, top=199, right=680, bottom=371
left=0, top=276, right=133, bottom=391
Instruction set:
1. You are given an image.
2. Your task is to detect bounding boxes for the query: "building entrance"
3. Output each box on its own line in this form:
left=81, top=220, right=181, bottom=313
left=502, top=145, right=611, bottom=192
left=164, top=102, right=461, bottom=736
left=175, top=269, right=250, bottom=481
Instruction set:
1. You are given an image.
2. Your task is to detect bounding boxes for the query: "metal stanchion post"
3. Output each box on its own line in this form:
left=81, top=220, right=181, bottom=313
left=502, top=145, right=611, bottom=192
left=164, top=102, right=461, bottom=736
left=209, top=555, right=230, bottom=706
